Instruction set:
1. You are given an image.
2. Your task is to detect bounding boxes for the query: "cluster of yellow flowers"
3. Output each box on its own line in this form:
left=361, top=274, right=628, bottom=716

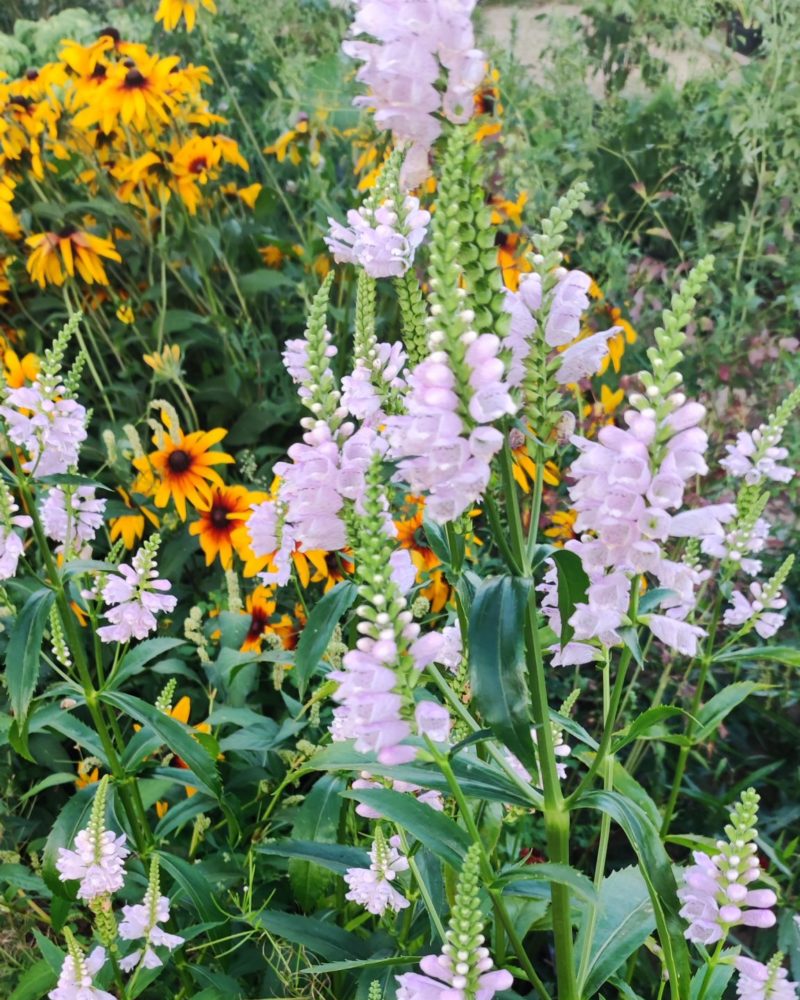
left=0, top=24, right=256, bottom=295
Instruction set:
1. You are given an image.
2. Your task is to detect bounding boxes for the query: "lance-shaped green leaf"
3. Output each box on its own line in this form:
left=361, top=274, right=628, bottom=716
left=7, top=589, right=56, bottom=722
left=293, top=580, right=357, bottom=697
left=469, top=575, right=537, bottom=771
left=257, top=841, right=369, bottom=875
left=693, top=682, right=767, bottom=742
left=551, top=547, right=590, bottom=647
left=289, top=774, right=346, bottom=908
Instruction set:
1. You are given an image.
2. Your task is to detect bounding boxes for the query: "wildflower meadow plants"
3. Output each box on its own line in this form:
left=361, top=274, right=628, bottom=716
left=0, top=2, right=798, bottom=1000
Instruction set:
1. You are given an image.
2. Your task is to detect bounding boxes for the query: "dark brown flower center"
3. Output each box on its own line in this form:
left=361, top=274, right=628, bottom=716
left=91, top=63, right=108, bottom=80
left=189, top=157, right=208, bottom=175
left=57, top=224, right=77, bottom=239
left=25, top=68, right=39, bottom=81
left=168, top=449, right=191, bottom=473
left=98, top=26, right=121, bottom=43
left=123, top=69, right=146, bottom=89
left=210, top=504, right=229, bottom=530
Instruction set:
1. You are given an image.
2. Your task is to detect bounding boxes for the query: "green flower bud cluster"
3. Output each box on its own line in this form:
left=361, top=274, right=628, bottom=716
left=37, top=311, right=83, bottom=399
left=155, top=677, right=178, bottom=714
left=442, top=843, right=489, bottom=997
left=298, top=272, right=342, bottom=426
left=395, top=269, right=429, bottom=366
left=523, top=182, right=588, bottom=445
left=629, top=255, right=715, bottom=430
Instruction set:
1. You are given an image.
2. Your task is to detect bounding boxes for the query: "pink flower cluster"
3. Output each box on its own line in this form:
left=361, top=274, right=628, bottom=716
left=119, top=890, right=185, bottom=972
left=343, top=0, right=485, bottom=188
left=343, top=833, right=410, bottom=915
left=387, top=340, right=514, bottom=523
left=56, top=827, right=129, bottom=902
left=0, top=380, right=87, bottom=476
left=0, top=495, right=32, bottom=581
left=504, top=268, right=620, bottom=388
left=735, top=957, right=798, bottom=1000
left=282, top=331, right=338, bottom=408
left=49, top=946, right=115, bottom=1000
left=352, top=771, right=444, bottom=818
left=326, top=197, right=430, bottom=277
left=342, top=341, right=407, bottom=425
left=396, top=949, right=512, bottom=1000
left=41, top=486, right=106, bottom=553
left=552, top=396, right=721, bottom=663
left=330, top=621, right=447, bottom=765
left=723, top=582, right=787, bottom=639
left=678, top=849, right=776, bottom=945
left=97, top=546, right=177, bottom=644
left=721, top=427, right=794, bottom=486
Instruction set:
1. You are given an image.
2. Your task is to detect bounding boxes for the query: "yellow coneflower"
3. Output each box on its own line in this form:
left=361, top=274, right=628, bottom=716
left=73, top=53, right=181, bottom=133
left=241, top=585, right=296, bottom=653
left=3, top=347, right=40, bottom=388
left=259, top=244, right=284, bottom=268
left=0, top=177, right=22, bottom=240
left=597, top=308, right=637, bottom=375
left=511, top=440, right=560, bottom=493
left=134, top=414, right=234, bottom=520
left=116, top=303, right=135, bottom=325
left=108, top=476, right=160, bottom=550
left=75, top=759, right=100, bottom=789
left=25, top=226, right=122, bottom=287
left=394, top=498, right=452, bottom=613
left=188, top=484, right=265, bottom=569
left=544, top=509, right=577, bottom=545
left=496, top=231, right=533, bottom=292
left=155, top=0, right=217, bottom=32
left=220, top=181, right=262, bottom=209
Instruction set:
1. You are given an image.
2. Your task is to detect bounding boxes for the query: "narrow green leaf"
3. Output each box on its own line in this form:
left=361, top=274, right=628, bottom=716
left=293, top=581, right=357, bottom=697
left=689, top=948, right=738, bottom=1000
left=469, top=576, right=536, bottom=770
left=694, top=682, right=766, bottom=742
left=8, top=960, right=57, bottom=1000
left=303, top=956, right=419, bottom=974
left=497, top=862, right=598, bottom=904
left=289, top=774, right=346, bottom=908
left=253, top=911, right=371, bottom=961
left=576, top=865, right=655, bottom=995
left=576, top=790, right=691, bottom=1000
left=100, top=691, right=221, bottom=800
left=714, top=645, right=800, bottom=667
left=611, top=706, right=687, bottom=753
left=342, top=787, right=471, bottom=870
left=7, top=589, right=56, bottom=721
left=158, top=853, right=220, bottom=922
left=107, top=637, right=188, bottom=689
left=257, top=841, right=369, bottom=875
left=309, top=742, right=540, bottom=808
left=551, top=548, right=589, bottom=646
left=19, top=772, right=77, bottom=802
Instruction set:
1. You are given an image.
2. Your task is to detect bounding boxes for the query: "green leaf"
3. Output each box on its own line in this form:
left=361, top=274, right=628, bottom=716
left=158, top=852, right=221, bottom=922
left=33, top=928, right=65, bottom=975
left=253, top=911, right=371, bottom=961
left=8, top=960, right=57, bottom=1000
left=638, top=588, right=679, bottom=615
left=714, top=645, right=800, bottom=667
left=19, top=771, right=77, bottom=802
left=293, top=581, right=357, bottom=697
left=611, top=706, right=687, bottom=753
left=100, top=691, right=221, bottom=800
left=689, top=955, right=737, bottom=1000
left=469, top=576, right=536, bottom=770
left=42, top=785, right=98, bottom=896
left=551, top=548, right=589, bottom=646
left=7, top=588, right=56, bottom=721
left=497, top=862, right=598, bottom=904
left=239, top=269, right=292, bottom=295
left=575, top=865, right=655, bottom=995
left=576, top=790, right=691, bottom=1000
left=619, top=626, right=644, bottom=668
left=289, top=774, right=346, bottom=908
left=303, top=956, right=419, bottom=974
left=257, top=840, right=368, bottom=875
left=343, top=787, right=471, bottom=870
left=423, top=518, right=452, bottom=565
left=694, top=682, right=766, bottom=742
left=310, top=742, right=540, bottom=807
left=107, top=637, right=188, bottom=689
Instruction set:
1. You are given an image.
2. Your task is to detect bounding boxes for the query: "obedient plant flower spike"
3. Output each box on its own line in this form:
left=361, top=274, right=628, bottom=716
left=723, top=553, right=793, bottom=640
left=631, top=254, right=715, bottom=423
left=367, top=980, right=383, bottom=1000
left=395, top=843, right=513, bottom=999
left=355, top=270, right=378, bottom=362
left=0, top=481, right=33, bottom=582
left=283, top=272, right=343, bottom=428
left=64, top=348, right=89, bottom=400
left=722, top=383, right=800, bottom=486
left=49, top=603, right=72, bottom=669
left=38, top=311, right=83, bottom=394
left=118, top=855, right=185, bottom=972
left=735, top=952, right=799, bottom=1000
left=678, top=787, right=777, bottom=945
left=51, top=927, right=115, bottom=1000
left=55, top=775, right=129, bottom=903
left=343, top=828, right=410, bottom=915
left=155, top=678, right=177, bottom=714
left=532, top=181, right=589, bottom=296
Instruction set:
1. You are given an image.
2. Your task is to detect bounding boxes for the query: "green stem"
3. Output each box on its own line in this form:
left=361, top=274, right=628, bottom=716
left=660, top=598, right=722, bottom=836
left=499, top=440, right=529, bottom=574
left=397, top=829, right=447, bottom=942
left=694, top=940, right=725, bottom=1000
left=431, top=747, right=552, bottom=1000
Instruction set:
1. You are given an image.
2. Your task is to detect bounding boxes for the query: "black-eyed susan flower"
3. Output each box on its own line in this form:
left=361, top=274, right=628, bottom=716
left=0, top=177, right=22, bottom=240
left=511, top=439, right=560, bottom=493
left=544, top=509, right=577, bottom=545
left=134, top=412, right=234, bottom=520
left=73, top=53, right=181, bottom=133
left=3, top=346, right=40, bottom=389
left=108, top=475, right=160, bottom=550
left=116, top=303, right=135, bottom=325
left=189, top=484, right=266, bottom=568
left=394, top=497, right=452, bottom=613
left=75, top=758, right=100, bottom=789
left=259, top=244, right=284, bottom=268
left=241, top=585, right=296, bottom=653
left=25, top=226, right=121, bottom=287
left=155, top=0, right=217, bottom=32
left=220, top=181, right=262, bottom=209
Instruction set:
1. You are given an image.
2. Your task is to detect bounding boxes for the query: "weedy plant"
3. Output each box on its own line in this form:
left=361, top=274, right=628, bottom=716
left=0, top=1, right=798, bottom=999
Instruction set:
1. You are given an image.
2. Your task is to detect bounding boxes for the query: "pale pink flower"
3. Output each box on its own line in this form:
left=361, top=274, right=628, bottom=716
left=344, top=834, right=409, bottom=915
left=118, top=890, right=184, bottom=972
left=735, top=956, right=798, bottom=1000
left=56, top=827, right=129, bottom=901
left=0, top=382, right=87, bottom=477
left=49, top=946, right=115, bottom=1000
